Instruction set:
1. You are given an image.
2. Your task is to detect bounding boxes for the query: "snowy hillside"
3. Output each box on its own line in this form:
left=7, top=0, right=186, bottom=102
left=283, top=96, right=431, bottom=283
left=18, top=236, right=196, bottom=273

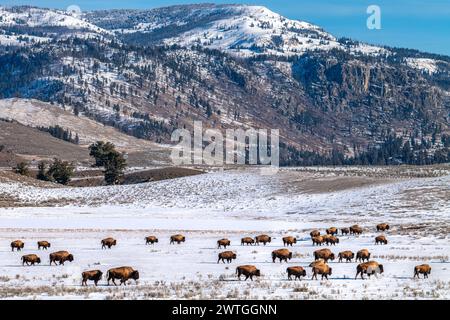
left=85, top=4, right=386, bottom=57
left=0, top=6, right=107, bottom=33
left=0, top=167, right=449, bottom=299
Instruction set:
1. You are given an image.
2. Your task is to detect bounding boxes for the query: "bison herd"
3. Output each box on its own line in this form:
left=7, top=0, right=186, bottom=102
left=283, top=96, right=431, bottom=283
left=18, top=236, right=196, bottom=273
left=6, top=223, right=432, bottom=286
left=8, top=237, right=143, bottom=286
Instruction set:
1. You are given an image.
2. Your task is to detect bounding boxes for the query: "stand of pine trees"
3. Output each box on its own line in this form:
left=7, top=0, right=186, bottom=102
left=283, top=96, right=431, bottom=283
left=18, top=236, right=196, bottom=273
left=281, top=134, right=450, bottom=166
left=37, top=125, right=79, bottom=144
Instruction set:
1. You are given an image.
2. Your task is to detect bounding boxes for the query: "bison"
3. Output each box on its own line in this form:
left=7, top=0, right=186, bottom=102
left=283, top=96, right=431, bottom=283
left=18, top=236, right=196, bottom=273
left=49, top=251, right=74, bottom=265
left=350, top=225, right=363, bottom=235
left=356, top=249, right=371, bottom=262
left=314, top=248, right=335, bottom=262
left=312, top=236, right=325, bottom=246
left=282, top=236, right=297, bottom=247
left=170, top=234, right=185, bottom=244
left=21, top=254, right=41, bottom=266
left=11, top=240, right=24, bottom=252
left=255, top=235, right=271, bottom=245
left=376, top=223, right=390, bottom=232
left=101, top=237, right=117, bottom=249
left=414, top=264, right=431, bottom=279
left=326, top=227, right=338, bottom=235
left=145, top=236, right=158, bottom=245
left=309, top=259, right=325, bottom=268
left=355, top=261, right=384, bottom=279
left=107, top=266, right=139, bottom=286
left=325, top=235, right=339, bottom=246
left=375, top=235, right=388, bottom=245
left=287, top=266, right=306, bottom=280
left=341, top=228, right=350, bottom=235
left=241, top=237, right=255, bottom=246
left=310, top=230, right=320, bottom=238
left=338, top=250, right=354, bottom=262
left=82, top=270, right=103, bottom=286
left=272, top=249, right=292, bottom=263
left=312, top=263, right=332, bottom=280
left=236, top=265, right=260, bottom=281
left=218, top=251, right=237, bottom=264
left=37, top=241, right=51, bottom=250
left=217, top=238, right=231, bottom=249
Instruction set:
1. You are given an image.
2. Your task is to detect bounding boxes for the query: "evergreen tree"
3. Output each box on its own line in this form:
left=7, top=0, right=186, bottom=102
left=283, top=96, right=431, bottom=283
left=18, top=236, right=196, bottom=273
left=47, top=158, right=74, bottom=185
left=13, top=162, right=29, bottom=176
left=103, top=151, right=127, bottom=185
left=37, top=161, right=50, bottom=181
left=89, top=141, right=116, bottom=167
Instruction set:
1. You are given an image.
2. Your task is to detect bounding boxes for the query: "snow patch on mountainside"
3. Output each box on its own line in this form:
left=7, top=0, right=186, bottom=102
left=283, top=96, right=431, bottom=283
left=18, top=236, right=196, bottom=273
left=405, top=58, right=438, bottom=74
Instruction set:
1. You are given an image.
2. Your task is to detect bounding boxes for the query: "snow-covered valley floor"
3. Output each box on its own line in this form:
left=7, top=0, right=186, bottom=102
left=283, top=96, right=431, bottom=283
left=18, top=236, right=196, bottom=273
left=0, top=167, right=449, bottom=299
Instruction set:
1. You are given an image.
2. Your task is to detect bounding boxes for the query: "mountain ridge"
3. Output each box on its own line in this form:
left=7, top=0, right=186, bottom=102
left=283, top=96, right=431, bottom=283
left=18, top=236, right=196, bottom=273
left=0, top=4, right=449, bottom=165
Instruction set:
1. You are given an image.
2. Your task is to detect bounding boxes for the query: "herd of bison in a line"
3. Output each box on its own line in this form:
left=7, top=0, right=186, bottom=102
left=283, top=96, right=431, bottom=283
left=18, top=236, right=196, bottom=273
left=7, top=223, right=432, bottom=286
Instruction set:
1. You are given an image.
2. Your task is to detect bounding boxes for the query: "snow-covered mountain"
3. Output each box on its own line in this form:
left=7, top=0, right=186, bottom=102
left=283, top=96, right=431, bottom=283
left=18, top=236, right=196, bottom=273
left=0, top=4, right=386, bottom=56
left=0, top=4, right=449, bottom=165
left=84, top=4, right=386, bottom=57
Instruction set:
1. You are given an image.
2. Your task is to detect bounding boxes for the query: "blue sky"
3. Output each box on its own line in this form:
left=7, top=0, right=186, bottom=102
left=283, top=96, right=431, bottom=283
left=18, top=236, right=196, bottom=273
left=1, top=0, right=449, bottom=56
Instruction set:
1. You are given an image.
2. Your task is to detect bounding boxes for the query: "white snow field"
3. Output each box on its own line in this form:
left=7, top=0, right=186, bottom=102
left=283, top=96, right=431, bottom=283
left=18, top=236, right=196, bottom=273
left=0, top=167, right=449, bottom=299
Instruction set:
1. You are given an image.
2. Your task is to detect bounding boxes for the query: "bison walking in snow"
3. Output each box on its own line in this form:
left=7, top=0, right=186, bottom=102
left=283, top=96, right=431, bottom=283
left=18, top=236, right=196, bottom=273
left=414, top=264, right=431, bottom=279
left=236, top=265, right=260, bottom=281
left=11, top=240, right=24, bottom=252
left=82, top=270, right=103, bottom=286
left=37, top=241, right=51, bottom=250
left=107, top=266, right=139, bottom=286
left=49, top=251, right=74, bottom=265
left=22, top=254, right=41, bottom=266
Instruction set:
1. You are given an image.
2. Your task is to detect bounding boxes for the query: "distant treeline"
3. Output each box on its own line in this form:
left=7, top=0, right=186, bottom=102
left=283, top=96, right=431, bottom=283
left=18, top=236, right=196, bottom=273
left=37, top=125, right=79, bottom=144
left=281, top=134, right=450, bottom=166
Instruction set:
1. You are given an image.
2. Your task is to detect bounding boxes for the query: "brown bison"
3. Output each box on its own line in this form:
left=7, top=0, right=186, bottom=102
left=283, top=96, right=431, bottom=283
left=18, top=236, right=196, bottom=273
left=310, top=230, right=320, bottom=238
left=236, top=265, right=260, bottom=281
left=312, top=263, right=332, bottom=280
left=37, top=241, right=51, bottom=250
left=255, top=234, right=271, bottom=245
left=145, top=236, right=158, bottom=245
left=356, top=249, right=371, bottom=263
left=325, top=235, right=339, bottom=246
left=241, top=237, right=255, bottom=246
left=375, top=235, right=388, bottom=245
left=82, top=270, right=103, bottom=286
left=283, top=236, right=297, bottom=247
left=287, top=266, right=306, bottom=280
left=107, top=266, right=139, bottom=286
left=309, top=259, right=325, bottom=268
left=21, top=254, right=41, bottom=266
left=414, top=264, right=431, bottom=279
left=376, top=223, right=390, bottom=232
left=218, top=251, right=237, bottom=264
left=272, top=249, right=292, bottom=263
left=170, top=234, right=186, bottom=244
left=350, top=225, right=363, bottom=235
left=217, top=238, right=231, bottom=249
left=355, top=261, right=384, bottom=279
left=341, top=228, right=350, bottom=235
left=314, top=248, right=335, bottom=262
left=49, top=251, right=74, bottom=265
left=326, top=227, right=338, bottom=235
left=11, top=240, right=24, bottom=252
left=101, top=237, right=117, bottom=249
left=312, top=236, right=325, bottom=246
left=338, top=250, right=354, bottom=262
